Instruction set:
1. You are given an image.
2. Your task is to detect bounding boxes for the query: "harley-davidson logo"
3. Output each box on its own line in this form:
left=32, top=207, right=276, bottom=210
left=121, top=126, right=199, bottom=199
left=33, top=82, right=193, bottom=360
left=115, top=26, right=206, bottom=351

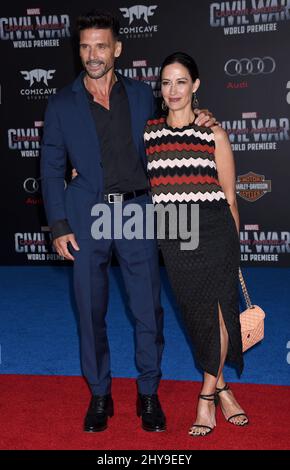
left=236, top=172, right=271, bottom=202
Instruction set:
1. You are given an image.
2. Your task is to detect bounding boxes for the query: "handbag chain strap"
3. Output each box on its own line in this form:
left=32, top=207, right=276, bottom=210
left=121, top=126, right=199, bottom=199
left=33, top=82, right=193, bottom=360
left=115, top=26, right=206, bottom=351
left=239, top=268, right=253, bottom=309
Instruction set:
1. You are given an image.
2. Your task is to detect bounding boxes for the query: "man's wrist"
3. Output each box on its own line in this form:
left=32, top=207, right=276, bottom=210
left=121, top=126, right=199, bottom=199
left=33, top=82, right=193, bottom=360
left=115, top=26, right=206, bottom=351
left=51, top=219, right=73, bottom=240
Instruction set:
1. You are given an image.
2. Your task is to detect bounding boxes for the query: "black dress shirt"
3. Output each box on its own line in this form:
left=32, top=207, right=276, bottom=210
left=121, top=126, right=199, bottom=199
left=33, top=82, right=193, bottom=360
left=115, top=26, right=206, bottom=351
left=87, top=79, right=148, bottom=193
left=51, top=76, right=148, bottom=240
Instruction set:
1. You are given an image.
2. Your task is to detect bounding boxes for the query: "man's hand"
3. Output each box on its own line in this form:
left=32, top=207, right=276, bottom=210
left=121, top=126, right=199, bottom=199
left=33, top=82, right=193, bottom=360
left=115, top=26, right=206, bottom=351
left=194, top=108, right=220, bottom=127
left=72, top=168, right=78, bottom=179
left=53, top=233, right=80, bottom=261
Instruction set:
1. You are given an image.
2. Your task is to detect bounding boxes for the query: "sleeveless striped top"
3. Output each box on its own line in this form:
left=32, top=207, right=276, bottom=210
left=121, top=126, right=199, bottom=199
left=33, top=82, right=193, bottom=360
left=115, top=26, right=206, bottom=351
left=144, top=117, right=226, bottom=205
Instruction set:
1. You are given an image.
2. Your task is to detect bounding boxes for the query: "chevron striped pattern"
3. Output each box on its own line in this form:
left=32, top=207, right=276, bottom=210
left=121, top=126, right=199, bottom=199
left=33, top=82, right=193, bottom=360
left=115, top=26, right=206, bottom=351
left=144, top=118, right=226, bottom=205
left=152, top=191, right=226, bottom=204
left=147, top=157, right=217, bottom=170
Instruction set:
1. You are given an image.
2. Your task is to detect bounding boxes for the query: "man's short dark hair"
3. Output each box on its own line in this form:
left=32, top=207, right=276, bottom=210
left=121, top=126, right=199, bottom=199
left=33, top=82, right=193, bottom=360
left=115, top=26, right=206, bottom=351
left=76, top=9, right=120, bottom=39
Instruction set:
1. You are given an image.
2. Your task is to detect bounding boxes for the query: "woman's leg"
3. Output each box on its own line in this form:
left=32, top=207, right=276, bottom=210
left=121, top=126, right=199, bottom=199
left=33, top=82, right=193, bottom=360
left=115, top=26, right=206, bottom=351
left=190, top=303, right=248, bottom=434
left=189, top=304, right=228, bottom=435
left=216, top=307, right=248, bottom=426
left=188, top=371, right=217, bottom=435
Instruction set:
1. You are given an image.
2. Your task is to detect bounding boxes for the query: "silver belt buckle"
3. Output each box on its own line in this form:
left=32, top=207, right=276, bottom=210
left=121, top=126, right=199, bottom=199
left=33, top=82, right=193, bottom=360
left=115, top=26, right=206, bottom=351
left=108, top=193, right=123, bottom=203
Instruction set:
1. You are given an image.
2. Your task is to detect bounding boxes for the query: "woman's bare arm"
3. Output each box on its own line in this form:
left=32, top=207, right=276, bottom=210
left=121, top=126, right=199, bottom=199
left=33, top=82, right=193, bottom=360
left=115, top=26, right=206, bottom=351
left=212, top=126, right=239, bottom=233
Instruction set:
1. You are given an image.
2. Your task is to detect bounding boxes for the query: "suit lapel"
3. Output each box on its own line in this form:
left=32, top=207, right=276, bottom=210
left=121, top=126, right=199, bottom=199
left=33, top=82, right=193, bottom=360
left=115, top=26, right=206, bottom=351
left=118, top=73, right=140, bottom=153
left=72, top=73, right=102, bottom=160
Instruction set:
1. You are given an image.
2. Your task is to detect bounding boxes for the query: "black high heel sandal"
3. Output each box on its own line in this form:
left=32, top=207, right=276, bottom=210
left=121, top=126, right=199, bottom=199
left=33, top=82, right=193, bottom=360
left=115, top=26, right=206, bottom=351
left=188, top=392, right=219, bottom=437
left=216, top=383, right=249, bottom=426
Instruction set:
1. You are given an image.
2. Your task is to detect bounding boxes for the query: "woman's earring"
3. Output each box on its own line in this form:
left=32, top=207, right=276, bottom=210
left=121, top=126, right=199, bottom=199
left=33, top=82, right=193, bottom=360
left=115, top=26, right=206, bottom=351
left=161, top=100, right=168, bottom=112
left=192, top=92, right=199, bottom=109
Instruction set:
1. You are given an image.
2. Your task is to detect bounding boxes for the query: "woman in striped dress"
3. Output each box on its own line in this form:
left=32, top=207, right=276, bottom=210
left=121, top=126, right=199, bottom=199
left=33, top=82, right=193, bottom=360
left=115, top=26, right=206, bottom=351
left=144, top=52, right=248, bottom=436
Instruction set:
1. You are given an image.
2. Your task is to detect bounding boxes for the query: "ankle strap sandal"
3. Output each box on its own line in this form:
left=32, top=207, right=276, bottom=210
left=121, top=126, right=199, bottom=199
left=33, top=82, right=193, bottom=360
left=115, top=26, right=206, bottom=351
left=188, top=393, right=218, bottom=437
left=199, top=392, right=219, bottom=407
left=216, top=383, right=249, bottom=426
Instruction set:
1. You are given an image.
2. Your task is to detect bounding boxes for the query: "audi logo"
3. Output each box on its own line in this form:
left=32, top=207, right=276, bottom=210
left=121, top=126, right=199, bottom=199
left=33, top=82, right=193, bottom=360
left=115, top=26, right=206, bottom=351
left=23, top=178, right=67, bottom=194
left=224, top=57, right=276, bottom=76
left=23, top=177, right=40, bottom=193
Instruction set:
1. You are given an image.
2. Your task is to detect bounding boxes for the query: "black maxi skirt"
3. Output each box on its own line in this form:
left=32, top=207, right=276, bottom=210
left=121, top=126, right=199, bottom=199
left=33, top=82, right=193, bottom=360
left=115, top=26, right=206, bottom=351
left=159, top=201, right=244, bottom=377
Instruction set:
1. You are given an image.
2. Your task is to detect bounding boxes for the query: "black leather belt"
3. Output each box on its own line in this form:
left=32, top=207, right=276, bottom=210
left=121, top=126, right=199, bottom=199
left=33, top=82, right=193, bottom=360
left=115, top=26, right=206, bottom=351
left=104, top=189, right=148, bottom=203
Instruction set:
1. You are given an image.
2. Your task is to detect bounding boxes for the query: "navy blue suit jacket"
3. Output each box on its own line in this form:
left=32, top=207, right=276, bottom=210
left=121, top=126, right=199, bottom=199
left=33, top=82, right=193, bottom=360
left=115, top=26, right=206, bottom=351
left=41, top=71, right=156, bottom=239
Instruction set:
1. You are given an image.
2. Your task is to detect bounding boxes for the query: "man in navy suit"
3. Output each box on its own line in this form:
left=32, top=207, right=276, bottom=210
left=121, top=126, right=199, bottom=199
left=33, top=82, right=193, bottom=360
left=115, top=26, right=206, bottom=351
left=41, top=10, right=215, bottom=433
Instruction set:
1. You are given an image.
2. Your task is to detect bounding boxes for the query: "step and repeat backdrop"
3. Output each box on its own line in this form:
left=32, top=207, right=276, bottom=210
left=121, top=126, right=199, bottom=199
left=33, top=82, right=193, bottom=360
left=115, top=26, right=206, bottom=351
left=1, top=0, right=290, bottom=266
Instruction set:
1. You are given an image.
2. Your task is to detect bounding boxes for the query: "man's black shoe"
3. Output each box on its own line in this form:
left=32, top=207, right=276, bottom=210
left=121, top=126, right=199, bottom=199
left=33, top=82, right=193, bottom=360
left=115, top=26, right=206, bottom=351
left=137, top=394, right=166, bottom=432
left=84, top=394, right=114, bottom=432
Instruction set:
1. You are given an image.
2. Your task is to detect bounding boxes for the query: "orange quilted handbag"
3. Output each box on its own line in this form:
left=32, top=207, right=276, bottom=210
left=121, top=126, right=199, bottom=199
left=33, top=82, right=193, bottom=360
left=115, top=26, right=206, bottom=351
left=239, top=269, right=265, bottom=352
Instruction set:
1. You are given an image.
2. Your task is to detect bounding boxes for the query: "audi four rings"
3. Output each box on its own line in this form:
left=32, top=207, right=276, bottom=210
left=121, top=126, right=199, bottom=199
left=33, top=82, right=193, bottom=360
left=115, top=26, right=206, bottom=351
left=23, top=178, right=67, bottom=193
left=23, top=177, right=40, bottom=194
left=224, top=57, right=276, bottom=76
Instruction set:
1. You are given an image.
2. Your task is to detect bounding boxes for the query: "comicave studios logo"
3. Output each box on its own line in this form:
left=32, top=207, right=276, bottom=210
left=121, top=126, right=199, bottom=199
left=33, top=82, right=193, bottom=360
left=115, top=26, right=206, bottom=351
left=119, top=5, right=159, bottom=38
left=8, top=121, right=43, bottom=157
left=0, top=8, right=70, bottom=48
left=117, top=60, right=161, bottom=97
left=240, top=224, right=290, bottom=263
left=209, top=0, right=290, bottom=36
left=20, top=68, right=56, bottom=100
left=236, top=172, right=271, bottom=202
left=222, top=112, right=290, bottom=151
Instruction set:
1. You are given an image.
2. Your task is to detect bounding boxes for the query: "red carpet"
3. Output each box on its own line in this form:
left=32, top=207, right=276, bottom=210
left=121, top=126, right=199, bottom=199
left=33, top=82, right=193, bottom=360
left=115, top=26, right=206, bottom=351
left=0, top=375, right=289, bottom=450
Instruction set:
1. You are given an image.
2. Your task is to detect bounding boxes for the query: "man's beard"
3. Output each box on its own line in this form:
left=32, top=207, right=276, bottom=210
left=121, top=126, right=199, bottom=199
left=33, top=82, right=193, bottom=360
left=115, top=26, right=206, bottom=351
left=85, top=60, right=113, bottom=79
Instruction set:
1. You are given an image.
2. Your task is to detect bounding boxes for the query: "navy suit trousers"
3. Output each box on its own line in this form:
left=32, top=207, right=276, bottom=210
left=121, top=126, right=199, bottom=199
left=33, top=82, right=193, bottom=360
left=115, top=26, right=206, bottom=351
left=72, top=194, right=164, bottom=395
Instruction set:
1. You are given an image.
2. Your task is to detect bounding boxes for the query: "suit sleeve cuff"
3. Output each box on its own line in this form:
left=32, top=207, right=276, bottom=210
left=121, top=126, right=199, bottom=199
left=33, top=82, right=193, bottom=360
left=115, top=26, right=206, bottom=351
left=51, top=219, right=73, bottom=240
